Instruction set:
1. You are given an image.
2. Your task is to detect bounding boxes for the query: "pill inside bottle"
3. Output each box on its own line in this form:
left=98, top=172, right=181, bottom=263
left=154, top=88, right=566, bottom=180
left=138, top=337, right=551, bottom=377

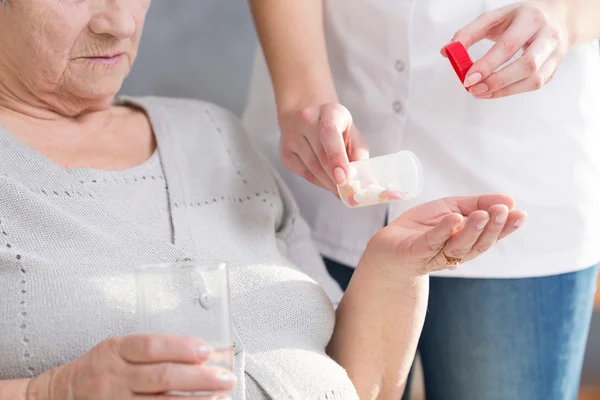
left=337, top=151, right=423, bottom=208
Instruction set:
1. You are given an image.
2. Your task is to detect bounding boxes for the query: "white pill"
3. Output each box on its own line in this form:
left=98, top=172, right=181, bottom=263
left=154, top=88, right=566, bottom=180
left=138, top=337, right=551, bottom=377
left=366, top=184, right=386, bottom=201
left=354, top=190, right=368, bottom=204
left=350, top=180, right=362, bottom=193
left=386, top=183, right=402, bottom=193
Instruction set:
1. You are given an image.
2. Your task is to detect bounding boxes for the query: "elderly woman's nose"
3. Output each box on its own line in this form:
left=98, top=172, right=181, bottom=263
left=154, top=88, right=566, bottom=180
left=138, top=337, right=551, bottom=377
left=89, top=2, right=136, bottom=39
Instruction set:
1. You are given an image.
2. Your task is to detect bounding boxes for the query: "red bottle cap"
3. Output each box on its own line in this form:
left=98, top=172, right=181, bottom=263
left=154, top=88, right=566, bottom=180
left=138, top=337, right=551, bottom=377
left=444, top=42, right=474, bottom=91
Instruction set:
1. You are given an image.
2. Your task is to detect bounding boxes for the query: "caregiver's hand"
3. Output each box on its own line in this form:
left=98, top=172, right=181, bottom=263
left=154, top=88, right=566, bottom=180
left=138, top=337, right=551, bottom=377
left=443, top=1, right=571, bottom=99
left=278, top=103, right=369, bottom=195
left=364, top=194, right=527, bottom=277
left=27, top=334, right=235, bottom=400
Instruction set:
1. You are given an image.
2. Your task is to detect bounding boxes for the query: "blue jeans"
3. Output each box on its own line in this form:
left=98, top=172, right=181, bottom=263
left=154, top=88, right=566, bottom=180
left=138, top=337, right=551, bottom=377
left=325, top=259, right=598, bottom=400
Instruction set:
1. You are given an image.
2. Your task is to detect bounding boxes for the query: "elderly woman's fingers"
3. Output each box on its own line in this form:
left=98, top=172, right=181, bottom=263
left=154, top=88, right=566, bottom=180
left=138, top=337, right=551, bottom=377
left=497, top=210, right=528, bottom=241
left=404, top=213, right=464, bottom=262
left=118, top=334, right=212, bottom=365
left=147, top=394, right=231, bottom=400
left=318, top=103, right=353, bottom=185
left=129, top=364, right=236, bottom=394
left=440, top=210, right=490, bottom=260
left=463, top=205, right=509, bottom=261
left=448, top=194, right=515, bottom=216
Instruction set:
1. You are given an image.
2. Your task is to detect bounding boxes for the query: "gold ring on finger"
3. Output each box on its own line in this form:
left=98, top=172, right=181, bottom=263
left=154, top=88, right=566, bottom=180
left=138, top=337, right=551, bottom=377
left=441, top=249, right=463, bottom=270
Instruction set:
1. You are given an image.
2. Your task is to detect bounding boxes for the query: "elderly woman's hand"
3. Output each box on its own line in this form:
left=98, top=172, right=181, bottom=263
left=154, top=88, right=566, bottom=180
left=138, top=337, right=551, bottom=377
left=442, top=1, right=571, bottom=99
left=278, top=103, right=369, bottom=195
left=27, top=334, right=235, bottom=400
left=363, top=194, right=527, bottom=278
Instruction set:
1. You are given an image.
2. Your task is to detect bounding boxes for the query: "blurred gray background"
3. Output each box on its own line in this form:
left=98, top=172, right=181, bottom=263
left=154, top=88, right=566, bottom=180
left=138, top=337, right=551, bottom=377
left=121, top=0, right=599, bottom=390
left=120, top=1, right=256, bottom=116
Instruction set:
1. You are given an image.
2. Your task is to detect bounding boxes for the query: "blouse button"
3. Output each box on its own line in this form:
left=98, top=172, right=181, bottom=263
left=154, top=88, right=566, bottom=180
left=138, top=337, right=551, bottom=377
left=393, top=101, right=403, bottom=114
left=395, top=60, right=405, bottom=72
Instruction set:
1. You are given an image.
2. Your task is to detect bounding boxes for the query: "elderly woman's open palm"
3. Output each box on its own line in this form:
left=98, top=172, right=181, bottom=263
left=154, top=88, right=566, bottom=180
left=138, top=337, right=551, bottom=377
left=365, top=194, right=527, bottom=277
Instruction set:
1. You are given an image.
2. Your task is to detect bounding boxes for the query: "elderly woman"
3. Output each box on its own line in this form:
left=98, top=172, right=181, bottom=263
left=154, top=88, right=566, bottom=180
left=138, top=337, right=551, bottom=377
left=0, top=1, right=527, bottom=399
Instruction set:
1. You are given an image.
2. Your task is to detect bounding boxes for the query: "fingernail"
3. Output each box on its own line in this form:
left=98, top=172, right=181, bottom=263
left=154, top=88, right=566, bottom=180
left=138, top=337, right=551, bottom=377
left=464, top=72, right=482, bottom=87
left=477, top=219, right=489, bottom=230
left=197, top=345, right=212, bottom=359
left=329, top=105, right=352, bottom=133
left=334, top=167, right=347, bottom=185
left=217, top=372, right=237, bottom=389
left=452, top=217, right=465, bottom=232
left=495, top=212, right=508, bottom=224
left=469, top=83, right=489, bottom=95
left=514, top=218, right=524, bottom=228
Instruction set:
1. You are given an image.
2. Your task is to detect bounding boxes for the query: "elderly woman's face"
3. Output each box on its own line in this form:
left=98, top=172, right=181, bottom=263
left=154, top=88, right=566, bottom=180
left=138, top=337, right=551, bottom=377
left=0, top=0, right=150, bottom=106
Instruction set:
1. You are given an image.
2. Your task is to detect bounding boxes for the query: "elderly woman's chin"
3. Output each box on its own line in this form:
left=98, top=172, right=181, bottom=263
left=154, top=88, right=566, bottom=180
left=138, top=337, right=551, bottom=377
left=66, top=58, right=133, bottom=110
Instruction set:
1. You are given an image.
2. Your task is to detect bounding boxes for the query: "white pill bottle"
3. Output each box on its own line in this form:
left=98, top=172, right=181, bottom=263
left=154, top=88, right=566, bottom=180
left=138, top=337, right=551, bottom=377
left=337, top=151, right=424, bottom=208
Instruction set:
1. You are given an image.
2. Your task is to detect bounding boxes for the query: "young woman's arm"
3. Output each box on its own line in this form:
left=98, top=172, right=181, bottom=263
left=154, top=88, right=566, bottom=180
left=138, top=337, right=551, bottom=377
left=248, top=1, right=369, bottom=193
left=248, top=0, right=337, bottom=112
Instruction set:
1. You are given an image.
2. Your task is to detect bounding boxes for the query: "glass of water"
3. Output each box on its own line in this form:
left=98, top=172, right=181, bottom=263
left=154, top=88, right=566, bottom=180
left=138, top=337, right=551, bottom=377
left=136, top=261, right=233, bottom=396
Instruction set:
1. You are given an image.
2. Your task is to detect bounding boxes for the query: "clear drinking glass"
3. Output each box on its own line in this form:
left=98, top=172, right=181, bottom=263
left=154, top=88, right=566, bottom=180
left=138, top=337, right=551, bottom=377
left=136, top=261, right=234, bottom=396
